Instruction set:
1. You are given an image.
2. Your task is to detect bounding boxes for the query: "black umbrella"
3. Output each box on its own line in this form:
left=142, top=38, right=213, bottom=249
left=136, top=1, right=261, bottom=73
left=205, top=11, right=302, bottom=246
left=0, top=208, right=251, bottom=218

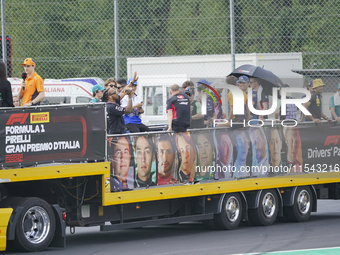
left=229, top=64, right=283, bottom=91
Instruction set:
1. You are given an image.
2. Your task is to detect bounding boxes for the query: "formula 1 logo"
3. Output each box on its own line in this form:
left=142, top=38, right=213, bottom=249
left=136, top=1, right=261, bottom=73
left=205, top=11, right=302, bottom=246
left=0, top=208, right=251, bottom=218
left=6, top=113, right=29, bottom=125
left=324, top=135, right=340, bottom=146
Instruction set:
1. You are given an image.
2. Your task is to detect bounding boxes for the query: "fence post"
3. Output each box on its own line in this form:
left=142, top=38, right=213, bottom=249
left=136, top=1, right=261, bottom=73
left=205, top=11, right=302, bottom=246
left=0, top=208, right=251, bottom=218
left=230, top=0, right=235, bottom=71
left=1, top=0, right=6, bottom=67
left=114, top=0, right=119, bottom=79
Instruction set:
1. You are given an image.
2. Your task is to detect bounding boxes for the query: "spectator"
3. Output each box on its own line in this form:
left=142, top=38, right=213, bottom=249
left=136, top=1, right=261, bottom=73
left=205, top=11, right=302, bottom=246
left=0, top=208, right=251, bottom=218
left=182, top=80, right=194, bottom=93
left=329, top=83, right=340, bottom=124
left=18, top=58, right=45, bottom=107
left=238, top=75, right=257, bottom=122
left=102, top=87, right=133, bottom=134
left=197, top=79, right=216, bottom=127
left=157, top=134, right=178, bottom=185
left=166, top=84, right=190, bottom=132
left=274, top=84, right=298, bottom=120
left=104, top=78, right=117, bottom=90
left=300, top=80, right=314, bottom=122
left=116, top=78, right=127, bottom=94
left=0, top=60, right=14, bottom=107
left=303, top=79, right=332, bottom=124
left=89, top=84, right=105, bottom=103
left=226, top=75, right=249, bottom=123
left=184, top=87, right=204, bottom=129
left=211, top=79, right=225, bottom=120
left=121, top=73, right=150, bottom=133
left=250, top=77, right=269, bottom=119
left=133, top=135, right=156, bottom=187
left=12, top=94, right=20, bottom=107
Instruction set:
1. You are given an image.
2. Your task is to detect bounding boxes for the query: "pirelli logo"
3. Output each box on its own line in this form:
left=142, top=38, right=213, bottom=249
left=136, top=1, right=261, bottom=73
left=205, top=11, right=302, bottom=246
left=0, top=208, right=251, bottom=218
left=30, top=112, right=50, bottom=123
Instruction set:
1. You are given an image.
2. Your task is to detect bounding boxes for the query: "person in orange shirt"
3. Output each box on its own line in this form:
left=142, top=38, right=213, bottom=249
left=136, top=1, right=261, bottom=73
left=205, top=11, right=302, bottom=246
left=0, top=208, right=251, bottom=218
left=18, top=58, right=45, bottom=106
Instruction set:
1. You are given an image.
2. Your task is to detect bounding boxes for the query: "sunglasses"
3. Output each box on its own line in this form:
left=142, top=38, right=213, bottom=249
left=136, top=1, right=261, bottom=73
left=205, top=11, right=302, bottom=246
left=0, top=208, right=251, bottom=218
left=105, top=84, right=116, bottom=88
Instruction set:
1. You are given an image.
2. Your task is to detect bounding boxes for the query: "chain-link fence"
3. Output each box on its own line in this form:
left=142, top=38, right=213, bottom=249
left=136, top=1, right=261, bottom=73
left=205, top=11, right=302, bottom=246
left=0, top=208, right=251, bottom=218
left=1, top=0, right=340, bottom=116
left=2, top=0, right=340, bottom=79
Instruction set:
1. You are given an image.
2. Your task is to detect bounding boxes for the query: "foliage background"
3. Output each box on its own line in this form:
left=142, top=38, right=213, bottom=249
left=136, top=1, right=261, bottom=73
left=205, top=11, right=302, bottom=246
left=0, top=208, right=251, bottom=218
left=2, top=0, right=339, bottom=79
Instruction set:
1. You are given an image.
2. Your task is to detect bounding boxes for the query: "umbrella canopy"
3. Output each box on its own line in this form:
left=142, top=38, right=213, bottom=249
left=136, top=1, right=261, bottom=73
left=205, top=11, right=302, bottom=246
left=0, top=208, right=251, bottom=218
left=229, top=64, right=283, bottom=91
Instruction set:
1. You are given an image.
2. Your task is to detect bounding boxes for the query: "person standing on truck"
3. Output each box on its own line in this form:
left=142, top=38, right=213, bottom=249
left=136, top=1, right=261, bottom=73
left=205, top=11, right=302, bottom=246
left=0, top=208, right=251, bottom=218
left=157, top=134, right=178, bottom=185
left=329, top=83, right=340, bottom=124
left=181, top=80, right=194, bottom=93
left=134, top=135, right=156, bottom=187
left=167, top=84, right=190, bottom=132
left=0, top=60, right=14, bottom=107
left=18, top=58, right=45, bottom=107
left=184, top=87, right=204, bottom=129
left=250, top=77, right=269, bottom=120
left=303, top=79, right=332, bottom=124
left=102, top=87, right=133, bottom=134
left=121, top=73, right=150, bottom=133
left=89, top=84, right=105, bottom=103
left=175, top=132, right=197, bottom=183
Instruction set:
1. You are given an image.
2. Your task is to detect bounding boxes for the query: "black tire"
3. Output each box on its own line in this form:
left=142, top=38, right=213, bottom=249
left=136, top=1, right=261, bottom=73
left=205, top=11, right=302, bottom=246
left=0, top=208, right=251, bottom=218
left=249, top=189, right=278, bottom=226
left=214, top=193, right=243, bottom=230
left=11, top=197, right=56, bottom=252
left=284, top=186, right=313, bottom=222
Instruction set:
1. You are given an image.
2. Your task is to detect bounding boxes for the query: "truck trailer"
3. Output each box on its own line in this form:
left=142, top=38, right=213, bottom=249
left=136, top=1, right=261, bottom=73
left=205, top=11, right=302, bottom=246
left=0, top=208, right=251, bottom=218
left=0, top=104, right=339, bottom=252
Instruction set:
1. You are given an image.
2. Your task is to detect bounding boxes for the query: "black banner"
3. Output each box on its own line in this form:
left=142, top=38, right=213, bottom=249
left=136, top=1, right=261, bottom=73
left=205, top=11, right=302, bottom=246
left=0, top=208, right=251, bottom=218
left=108, top=123, right=340, bottom=192
left=0, top=105, right=106, bottom=167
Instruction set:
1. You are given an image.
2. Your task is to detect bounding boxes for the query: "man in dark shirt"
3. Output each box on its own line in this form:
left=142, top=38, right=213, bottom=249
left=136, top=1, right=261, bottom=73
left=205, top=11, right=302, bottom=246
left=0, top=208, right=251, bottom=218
left=102, top=87, right=133, bottom=134
left=167, top=84, right=190, bottom=132
left=250, top=77, right=269, bottom=119
left=303, top=79, right=331, bottom=124
left=184, top=87, right=204, bottom=129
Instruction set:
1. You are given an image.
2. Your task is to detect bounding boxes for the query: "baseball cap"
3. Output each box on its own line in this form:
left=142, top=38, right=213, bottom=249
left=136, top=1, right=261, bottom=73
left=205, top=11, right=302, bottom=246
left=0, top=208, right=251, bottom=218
left=184, top=87, right=195, bottom=96
left=92, top=84, right=105, bottom=93
left=237, top=75, right=249, bottom=83
left=20, top=58, right=36, bottom=66
left=306, top=80, right=313, bottom=87
left=312, top=78, right=325, bottom=89
left=127, top=78, right=137, bottom=85
left=197, top=79, right=212, bottom=86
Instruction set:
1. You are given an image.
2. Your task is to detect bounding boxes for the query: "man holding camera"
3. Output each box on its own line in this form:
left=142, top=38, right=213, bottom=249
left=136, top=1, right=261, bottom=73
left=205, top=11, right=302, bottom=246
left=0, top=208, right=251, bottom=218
left=18, top=58, right=45, bottom=107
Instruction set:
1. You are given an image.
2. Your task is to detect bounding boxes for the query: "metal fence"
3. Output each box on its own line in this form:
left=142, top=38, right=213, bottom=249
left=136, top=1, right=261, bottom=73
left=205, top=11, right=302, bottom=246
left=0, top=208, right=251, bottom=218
left=1, top=0, right=339, bottom=79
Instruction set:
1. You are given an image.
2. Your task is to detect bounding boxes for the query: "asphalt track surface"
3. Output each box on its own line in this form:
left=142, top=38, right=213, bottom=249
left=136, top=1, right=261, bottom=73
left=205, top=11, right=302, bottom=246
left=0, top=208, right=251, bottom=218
left=3, top=200, right=340, bottom=255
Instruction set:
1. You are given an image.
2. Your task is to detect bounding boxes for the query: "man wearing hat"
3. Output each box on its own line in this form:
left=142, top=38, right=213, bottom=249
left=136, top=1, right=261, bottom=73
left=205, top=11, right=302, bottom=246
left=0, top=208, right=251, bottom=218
left=121, top=73, right=150, bottom=133
left=329, top=83, right=340, bottom=123
left=18, top=58, right=45, bottom=106
left=303, top=78, right=331, bottom=124
left=184, top=87, right=204, bottom=129
left=90, top=84, right=105, bottom=103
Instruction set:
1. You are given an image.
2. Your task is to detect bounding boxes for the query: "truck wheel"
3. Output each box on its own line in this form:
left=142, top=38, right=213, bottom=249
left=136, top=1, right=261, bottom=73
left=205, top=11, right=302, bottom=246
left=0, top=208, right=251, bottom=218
left=284, top=186, right=312, bottom=222
left=12, top=197, right=56, bottom=252
left=214, top=193, right=242, bottom=230
left=249, top=189, right=278, bottom=226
